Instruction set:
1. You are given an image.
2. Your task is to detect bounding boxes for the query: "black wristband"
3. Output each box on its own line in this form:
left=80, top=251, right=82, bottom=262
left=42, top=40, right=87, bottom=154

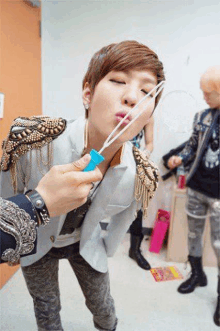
left=25, top=190, right=50, bottom=226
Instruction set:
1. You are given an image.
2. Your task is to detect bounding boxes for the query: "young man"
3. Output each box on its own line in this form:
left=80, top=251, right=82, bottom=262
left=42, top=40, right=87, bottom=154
left=0, top=40, right=165, bottom=331
left=129, top=118, right=154, bottom=270
left=0, top=155, right=102, bottom=265
left=168, top=65, right=220, bottom=327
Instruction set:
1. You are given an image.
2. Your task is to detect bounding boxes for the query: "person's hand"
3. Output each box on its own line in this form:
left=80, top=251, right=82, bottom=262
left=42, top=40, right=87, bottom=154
left=35, top=154, right=103, bottom=217
left=167, top=156, right=182, bottom=169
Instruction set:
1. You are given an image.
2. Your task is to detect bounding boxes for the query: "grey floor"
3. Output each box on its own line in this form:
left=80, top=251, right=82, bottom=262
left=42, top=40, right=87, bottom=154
left=0, top=234, right=219, bottom=331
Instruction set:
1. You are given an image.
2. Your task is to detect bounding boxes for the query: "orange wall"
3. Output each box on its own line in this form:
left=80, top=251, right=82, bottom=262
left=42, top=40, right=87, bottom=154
left=0, top=0, right=41, bottom=288
left=0, top=0, right=42, bottom=144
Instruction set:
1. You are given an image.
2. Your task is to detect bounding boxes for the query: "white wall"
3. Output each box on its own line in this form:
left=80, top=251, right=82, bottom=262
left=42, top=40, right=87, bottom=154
left=42, top=0, right=220, bottom=226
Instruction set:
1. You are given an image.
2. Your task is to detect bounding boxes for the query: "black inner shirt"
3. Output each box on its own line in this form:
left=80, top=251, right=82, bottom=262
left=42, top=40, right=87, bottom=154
left=188, top=112, right=220, bottom=199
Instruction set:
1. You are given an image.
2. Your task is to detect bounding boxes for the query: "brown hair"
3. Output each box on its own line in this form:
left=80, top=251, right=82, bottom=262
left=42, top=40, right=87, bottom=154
left=83, top=40, right=165, bottom=116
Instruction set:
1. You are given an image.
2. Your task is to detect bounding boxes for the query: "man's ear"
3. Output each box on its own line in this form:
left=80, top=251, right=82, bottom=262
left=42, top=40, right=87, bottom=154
left=82, top=82, right=92, bottom=107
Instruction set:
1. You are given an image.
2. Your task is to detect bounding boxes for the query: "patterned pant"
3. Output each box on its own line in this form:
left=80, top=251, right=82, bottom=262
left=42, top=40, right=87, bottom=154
left=22, top=242, right=117, bottom=331
left=186, top=188, right=220, bottom=273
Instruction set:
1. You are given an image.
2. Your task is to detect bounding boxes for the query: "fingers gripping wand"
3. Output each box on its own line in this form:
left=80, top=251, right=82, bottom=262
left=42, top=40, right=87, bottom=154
left=83, top=81, right=165, bottom=171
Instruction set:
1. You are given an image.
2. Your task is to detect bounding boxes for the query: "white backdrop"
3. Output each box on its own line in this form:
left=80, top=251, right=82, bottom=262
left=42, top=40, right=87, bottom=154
left=42, top=0, right=220, bottom=226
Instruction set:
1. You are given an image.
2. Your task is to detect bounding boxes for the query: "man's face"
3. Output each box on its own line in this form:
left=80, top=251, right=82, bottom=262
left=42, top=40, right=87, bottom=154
left=83, top=69, right=157, bottom=143
left=201, top=88, right=220, bottom=109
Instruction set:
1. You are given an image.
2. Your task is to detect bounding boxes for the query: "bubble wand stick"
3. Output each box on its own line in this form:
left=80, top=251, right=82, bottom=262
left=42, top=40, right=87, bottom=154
left=84, top=81, right=165, bottom=171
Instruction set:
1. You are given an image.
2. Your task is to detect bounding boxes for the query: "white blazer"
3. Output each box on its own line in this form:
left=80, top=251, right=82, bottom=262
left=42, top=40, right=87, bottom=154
left=0, top=117, right=139, bottom=272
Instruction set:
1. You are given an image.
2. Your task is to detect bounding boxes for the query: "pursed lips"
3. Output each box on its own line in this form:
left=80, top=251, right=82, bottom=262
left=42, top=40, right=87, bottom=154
left=115, top=112, right=132, bottom=125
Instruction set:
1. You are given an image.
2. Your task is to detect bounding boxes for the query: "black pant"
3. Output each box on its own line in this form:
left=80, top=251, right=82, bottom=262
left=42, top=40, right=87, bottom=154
left=129, top=209, right=143, bottom=236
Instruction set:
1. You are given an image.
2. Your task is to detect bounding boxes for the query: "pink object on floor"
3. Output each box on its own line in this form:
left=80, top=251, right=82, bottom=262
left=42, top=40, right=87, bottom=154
left=149, top=209, right=170, bottom=254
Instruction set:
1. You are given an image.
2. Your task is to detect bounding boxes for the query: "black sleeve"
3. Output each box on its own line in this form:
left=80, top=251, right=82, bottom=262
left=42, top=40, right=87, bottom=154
left=0, top=194, right=37, bottom=264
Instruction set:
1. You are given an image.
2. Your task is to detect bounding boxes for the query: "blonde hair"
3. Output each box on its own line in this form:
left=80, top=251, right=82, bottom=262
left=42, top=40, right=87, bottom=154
left=200, top=65, right=220, bottom=94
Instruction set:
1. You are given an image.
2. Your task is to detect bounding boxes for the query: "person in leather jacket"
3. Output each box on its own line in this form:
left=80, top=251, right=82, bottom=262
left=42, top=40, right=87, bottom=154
left=168, top=65, right=220, bottom=327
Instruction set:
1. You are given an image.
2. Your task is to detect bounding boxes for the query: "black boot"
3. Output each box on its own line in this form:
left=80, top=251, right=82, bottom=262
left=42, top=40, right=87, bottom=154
left=178, top=255, right=207, bottom=294
left=214, top=276, right=220, bottom=326
left=129, top=234, right=151, bottom=270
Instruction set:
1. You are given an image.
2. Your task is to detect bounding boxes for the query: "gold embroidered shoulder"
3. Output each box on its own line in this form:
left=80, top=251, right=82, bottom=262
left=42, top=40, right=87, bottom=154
left=133, top=146, right=159, bottom=217
left=0, top=116, right=66, bottom=192
left=1, top=116, right=66, bottom=172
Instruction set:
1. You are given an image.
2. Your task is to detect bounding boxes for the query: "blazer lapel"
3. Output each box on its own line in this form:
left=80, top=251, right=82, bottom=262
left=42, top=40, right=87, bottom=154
left=55, top=117, right=86, bottom=234
left=80, top=143, right=136, bottom=245
left=69, top=117, right=86, bottom=157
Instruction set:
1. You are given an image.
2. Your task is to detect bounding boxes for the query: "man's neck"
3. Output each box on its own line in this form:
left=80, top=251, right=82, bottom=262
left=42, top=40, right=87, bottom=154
left=84, top=121, right=124, bottom=175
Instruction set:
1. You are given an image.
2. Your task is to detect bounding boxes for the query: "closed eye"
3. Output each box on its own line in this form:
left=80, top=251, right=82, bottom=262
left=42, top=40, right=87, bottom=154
left=141, top=89, right=154, bottom=97
left=110, top=79, right=125, bottom=84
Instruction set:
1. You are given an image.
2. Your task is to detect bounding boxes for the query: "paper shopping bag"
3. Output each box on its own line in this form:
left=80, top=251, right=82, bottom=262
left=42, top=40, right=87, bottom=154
left=149, top=209, right=170, bottom=254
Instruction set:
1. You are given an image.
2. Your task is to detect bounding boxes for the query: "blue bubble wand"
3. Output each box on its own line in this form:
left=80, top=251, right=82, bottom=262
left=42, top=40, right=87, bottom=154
left=84, top=81, right=165, bottom=171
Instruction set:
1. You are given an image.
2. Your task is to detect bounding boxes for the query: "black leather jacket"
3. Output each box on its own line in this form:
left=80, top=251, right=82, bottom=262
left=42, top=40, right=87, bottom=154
left=179, top=108, right=220, bottom=185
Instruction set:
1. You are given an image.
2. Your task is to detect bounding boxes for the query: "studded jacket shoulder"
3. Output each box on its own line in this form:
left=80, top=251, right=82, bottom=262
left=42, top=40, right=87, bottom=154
left=0, top=116, right=66, bottom=192
left=133, top=146, right=159, bottom=217
left=178, top=108, right=214, bottom=165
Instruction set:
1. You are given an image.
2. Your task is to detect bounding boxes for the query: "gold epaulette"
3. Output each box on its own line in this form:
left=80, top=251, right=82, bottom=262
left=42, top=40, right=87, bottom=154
left=1, top=116, right=66, bottom=172
left=133, top=146, right=159, bottom=217
left=1, top=116, right=66, bottom=192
